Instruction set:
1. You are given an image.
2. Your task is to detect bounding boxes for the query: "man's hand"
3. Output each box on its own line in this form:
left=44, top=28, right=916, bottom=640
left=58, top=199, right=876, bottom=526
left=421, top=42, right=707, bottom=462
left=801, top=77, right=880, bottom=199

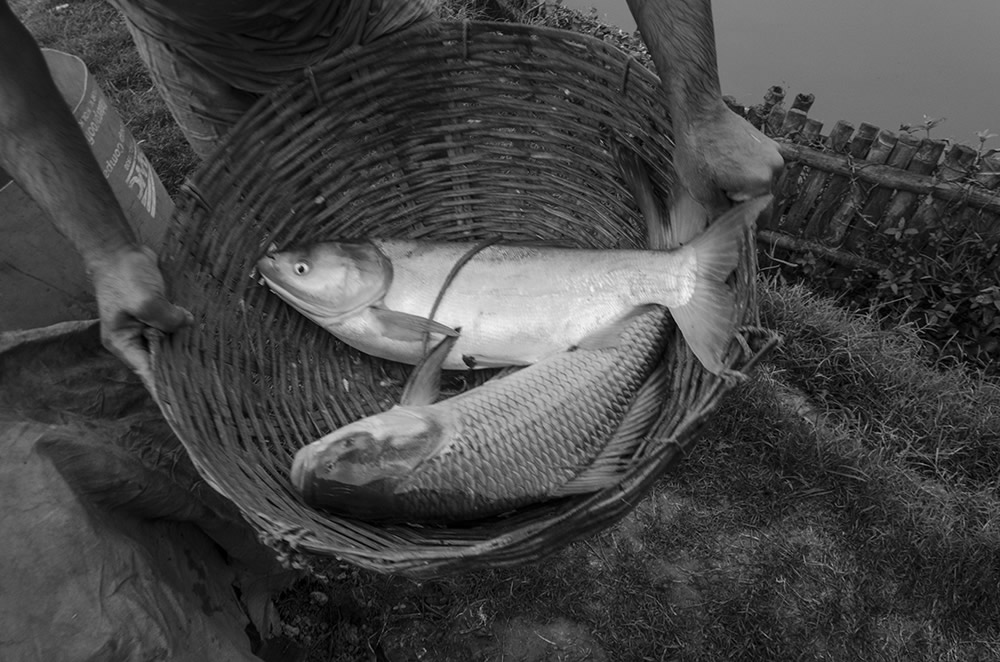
left=673, top=99, right=784, bottom=217
left=91, top=246, right=192, bottom=392
left=624, top=0, right=784, bottom=217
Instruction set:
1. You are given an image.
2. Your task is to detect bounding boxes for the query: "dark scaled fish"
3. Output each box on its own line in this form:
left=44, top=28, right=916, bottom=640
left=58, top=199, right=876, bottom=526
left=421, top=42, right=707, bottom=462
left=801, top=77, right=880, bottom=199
left=290, top=304, right=675, bottom=522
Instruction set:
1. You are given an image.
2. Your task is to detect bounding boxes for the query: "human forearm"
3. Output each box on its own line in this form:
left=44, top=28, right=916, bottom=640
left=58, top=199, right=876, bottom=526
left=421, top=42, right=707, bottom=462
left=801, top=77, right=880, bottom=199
left=626, top=0, right=722, bottom=126
left=0, top=1, right=137, bottom=271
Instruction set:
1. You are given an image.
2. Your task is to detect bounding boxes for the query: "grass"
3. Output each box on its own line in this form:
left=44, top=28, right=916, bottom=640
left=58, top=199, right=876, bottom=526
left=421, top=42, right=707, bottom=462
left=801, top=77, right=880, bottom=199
left=12, top=0, right=1000, bottom=659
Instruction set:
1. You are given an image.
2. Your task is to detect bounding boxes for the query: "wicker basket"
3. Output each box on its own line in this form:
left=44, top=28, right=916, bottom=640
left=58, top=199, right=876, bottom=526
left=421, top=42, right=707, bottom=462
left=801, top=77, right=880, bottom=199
left=151, top=21, right=776, bottom=578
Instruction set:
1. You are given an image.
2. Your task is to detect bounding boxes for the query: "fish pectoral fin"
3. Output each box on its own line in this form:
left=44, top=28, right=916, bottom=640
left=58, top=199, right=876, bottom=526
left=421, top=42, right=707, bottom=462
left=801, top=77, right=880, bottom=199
left=371, top=306, right=459, bottom=342
left=574, top=304, right=663, bottom=352
left=464, top=354, right=532, bottom=370
left=400, top=334, right=460, bottom=406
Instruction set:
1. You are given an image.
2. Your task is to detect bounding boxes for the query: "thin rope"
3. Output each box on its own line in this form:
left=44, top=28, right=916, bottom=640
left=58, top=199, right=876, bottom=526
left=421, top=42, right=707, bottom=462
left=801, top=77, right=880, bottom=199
left=421, top=235, right=504, bottom=358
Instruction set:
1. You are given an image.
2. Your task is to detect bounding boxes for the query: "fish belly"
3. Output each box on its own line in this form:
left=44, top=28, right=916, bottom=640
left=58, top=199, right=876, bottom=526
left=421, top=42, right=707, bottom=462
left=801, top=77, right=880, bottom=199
left=368, top=239, right=686, bottom=369
left=391, top=305, right=673, bottom=521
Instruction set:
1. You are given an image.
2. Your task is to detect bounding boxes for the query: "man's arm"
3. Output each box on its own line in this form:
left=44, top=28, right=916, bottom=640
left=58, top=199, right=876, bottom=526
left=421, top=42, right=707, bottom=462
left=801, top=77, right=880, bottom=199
left=0, top=1, right=136, bottom=265
left=0, top=0, right=190, bottom=390
left=626, top=0, right=783, bottom=215
left=626, top=0, right=721, bottom=126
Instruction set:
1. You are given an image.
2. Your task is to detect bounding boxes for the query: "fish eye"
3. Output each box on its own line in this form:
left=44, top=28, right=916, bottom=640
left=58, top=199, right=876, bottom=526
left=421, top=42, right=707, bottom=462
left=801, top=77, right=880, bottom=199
left=293, top=260, right=310, bottom=276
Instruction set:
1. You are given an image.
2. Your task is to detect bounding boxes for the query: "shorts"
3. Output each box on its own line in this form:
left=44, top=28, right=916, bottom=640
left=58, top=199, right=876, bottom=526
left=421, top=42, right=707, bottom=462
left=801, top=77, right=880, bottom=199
left=109, top=0, right=437, bottom=159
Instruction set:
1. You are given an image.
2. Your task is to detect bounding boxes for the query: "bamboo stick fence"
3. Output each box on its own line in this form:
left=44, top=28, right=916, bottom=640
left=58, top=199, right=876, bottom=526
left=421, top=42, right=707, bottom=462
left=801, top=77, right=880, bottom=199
left=729, top=86, right=1000, bottom=275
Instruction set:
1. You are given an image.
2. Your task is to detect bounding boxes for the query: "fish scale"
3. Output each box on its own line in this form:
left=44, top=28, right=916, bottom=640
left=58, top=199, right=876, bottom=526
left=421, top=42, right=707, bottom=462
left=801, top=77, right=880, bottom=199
left=386, top=306, right=672, bottom=521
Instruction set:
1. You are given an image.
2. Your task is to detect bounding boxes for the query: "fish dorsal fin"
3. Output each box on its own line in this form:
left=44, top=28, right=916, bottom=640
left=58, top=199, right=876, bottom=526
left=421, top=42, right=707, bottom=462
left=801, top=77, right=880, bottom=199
left=400, top=332, right=460, bottom=406
left=612, top=140, right=673, bottom=250
left=667, top=185, right=711, bottom=247
left=574, top=304, right=662, bottom=352
left=550, top=352, right=673, bottom=497
left=370, top=307, right=459, bottom=342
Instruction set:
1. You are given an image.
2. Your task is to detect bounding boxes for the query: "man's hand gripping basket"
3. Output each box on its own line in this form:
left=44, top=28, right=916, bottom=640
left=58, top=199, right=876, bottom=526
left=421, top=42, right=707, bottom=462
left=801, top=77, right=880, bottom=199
left=151, top=21, right=777, bottom=578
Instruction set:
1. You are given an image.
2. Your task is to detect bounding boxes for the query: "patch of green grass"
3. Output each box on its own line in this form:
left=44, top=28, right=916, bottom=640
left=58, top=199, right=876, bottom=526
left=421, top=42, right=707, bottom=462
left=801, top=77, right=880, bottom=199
left=702, top=283, right=1000, bottom=635
left=704, top=370, right=999, bottom=642
left=759, top=282, right=1000, bottom=487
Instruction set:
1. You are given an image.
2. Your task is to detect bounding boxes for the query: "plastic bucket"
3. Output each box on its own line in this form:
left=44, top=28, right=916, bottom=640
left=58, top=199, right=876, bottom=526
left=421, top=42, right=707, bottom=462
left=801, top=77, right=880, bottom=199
left=0, top=49, right=173, bottom=332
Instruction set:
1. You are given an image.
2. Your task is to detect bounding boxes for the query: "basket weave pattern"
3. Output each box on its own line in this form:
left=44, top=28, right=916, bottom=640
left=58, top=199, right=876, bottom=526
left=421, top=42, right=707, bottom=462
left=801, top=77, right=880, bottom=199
left=151, top=21, right=774, bottom=577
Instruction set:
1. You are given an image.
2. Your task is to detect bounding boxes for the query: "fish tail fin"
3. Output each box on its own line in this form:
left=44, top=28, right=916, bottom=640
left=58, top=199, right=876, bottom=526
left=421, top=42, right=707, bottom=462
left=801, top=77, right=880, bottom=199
left=613, top=142, right=674, bottom=250
left=671, top=195, right=772, bottom=375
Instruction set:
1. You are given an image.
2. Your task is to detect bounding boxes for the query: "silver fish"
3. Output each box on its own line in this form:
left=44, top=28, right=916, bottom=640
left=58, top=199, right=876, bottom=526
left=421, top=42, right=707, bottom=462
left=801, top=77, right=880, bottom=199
left=257, top=195, right=770, bottom=374
left=290, top=305, right=674, bottom=522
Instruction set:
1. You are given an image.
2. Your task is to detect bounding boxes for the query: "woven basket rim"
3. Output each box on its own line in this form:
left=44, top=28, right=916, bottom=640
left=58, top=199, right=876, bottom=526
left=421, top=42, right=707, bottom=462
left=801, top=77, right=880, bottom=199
left=150, top=20, right=777, bottom=577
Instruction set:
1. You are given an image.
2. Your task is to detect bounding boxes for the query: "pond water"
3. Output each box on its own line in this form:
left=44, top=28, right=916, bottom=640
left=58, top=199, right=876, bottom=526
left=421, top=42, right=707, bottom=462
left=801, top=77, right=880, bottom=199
left=562, top=0, right=1000, bottom=147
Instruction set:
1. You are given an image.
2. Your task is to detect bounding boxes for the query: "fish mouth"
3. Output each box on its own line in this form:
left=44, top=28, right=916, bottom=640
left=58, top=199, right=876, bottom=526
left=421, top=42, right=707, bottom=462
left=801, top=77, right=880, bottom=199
left=255, top=253, right=279, bottom=279
left=252, top=253, right=273, bottom=285
left=255, top=255, right=343, bottom=317
left=255, top=244, right=280, bottom=279
left=290, top=443, right=316, bottom=499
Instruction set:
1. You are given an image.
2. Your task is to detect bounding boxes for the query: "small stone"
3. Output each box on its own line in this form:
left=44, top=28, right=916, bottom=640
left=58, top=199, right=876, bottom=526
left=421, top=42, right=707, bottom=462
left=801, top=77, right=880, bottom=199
left=310, top=591, right=329, bottom=605
left=343, top=624, right=361, bottom=646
